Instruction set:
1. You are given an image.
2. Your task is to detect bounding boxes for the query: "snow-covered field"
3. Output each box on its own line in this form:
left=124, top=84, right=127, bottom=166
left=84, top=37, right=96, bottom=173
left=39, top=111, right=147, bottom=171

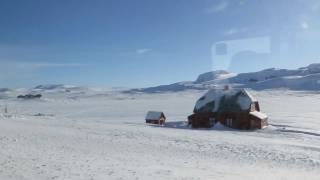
left=0, top=89, right=320, bottom=180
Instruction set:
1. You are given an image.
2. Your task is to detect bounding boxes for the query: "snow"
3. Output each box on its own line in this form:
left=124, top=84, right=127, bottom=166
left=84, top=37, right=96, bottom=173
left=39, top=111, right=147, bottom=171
left=195, top=70, right=232, bottom=83
left=194, top=88, right=255, bottom=112
left=0, top=89, right=320, bottom=179
left=34, top=84, right=66, bottom=90
left=246, top=73, right=320, bottom=90
left=145, top=111, right=163, bottom=120
left=237, top=90, right=255, bottom=110
left=130, top=63, right=320, bottom=93
left=249, top=111, right=268, bottom=119
left=212, top=122, right=229, bottom=130
left=194, top=89, right=228, bottom=112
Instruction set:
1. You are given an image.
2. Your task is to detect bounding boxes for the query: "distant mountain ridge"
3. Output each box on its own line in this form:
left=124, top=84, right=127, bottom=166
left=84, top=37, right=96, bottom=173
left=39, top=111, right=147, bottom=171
left=1, top=64, right=320, bottom=94
left=0, top=88, right=11, bottom=92
left=195, top=70, right=230, bottom=83
left=129, top=63, right=320, bottom=93
left=33, top=84, right=87, bottom=92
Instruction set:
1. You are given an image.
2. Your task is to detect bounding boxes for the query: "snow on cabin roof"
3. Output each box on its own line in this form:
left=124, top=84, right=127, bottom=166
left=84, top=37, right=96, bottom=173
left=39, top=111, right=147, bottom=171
left=194, top=88, right=257, bottom=113
left=242, top=89, right=257, bottom=102
left=249, top=111, right=268, bottom=119
left=145, top=111, right=164, bottom=120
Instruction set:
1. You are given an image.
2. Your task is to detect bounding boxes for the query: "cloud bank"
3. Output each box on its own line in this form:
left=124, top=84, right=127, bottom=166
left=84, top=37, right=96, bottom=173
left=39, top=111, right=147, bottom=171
left=205, top=1, right=229, bottom=14
left=136, top=48, right=152, bottom=54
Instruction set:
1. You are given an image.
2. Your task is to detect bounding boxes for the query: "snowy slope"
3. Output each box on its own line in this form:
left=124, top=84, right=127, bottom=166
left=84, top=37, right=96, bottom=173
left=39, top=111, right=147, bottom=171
left=195, top=70, right=231, bottom=83
left=32, top=84, right=91, bottom=94
left=129, top=81, right=206, bottom=93
left=228, top=68, right=300, bottom=84
left=245, top=73, right=320, bottom=90
left=0, top=89, right=319, bottom=180
left=129, top=63, right=320, bottom=93
left=229, top=64, right=320, bottom=85
left=130, top=72, right=235, bottom=93
left=0, top=88, right=11, bottom=92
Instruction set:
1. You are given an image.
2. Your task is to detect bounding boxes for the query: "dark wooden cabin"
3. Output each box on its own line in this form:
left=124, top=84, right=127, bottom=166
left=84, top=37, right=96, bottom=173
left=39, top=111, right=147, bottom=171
left=145, top=111, right=166, bottom=125
left=188, top=88, right=268, bottom=130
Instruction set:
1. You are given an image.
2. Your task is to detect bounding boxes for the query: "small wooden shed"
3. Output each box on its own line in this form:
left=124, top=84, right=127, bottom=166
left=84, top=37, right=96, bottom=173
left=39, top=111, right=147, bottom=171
left=249, top=111, right=268, bottom=129
left=145, top=111, right=166, bottom=125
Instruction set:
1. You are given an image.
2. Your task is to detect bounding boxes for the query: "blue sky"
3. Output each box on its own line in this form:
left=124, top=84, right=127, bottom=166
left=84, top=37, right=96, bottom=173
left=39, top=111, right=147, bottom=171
left=1, top=0, right=320, bottom=88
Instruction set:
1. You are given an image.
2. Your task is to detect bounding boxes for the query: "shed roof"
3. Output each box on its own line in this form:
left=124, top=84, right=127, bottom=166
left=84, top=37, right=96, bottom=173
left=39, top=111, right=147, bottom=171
left=145, top=111, right=165, bottom=120
left=249, top=111, right=268, bottom=119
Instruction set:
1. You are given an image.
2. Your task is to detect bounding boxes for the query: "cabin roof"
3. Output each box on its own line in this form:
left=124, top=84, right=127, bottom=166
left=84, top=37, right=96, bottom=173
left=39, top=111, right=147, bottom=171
left=194, top=88, right=257, bottom=113
left=145, top=111, right=165, bottom=120
left=249, top=111, right=268, bottom=119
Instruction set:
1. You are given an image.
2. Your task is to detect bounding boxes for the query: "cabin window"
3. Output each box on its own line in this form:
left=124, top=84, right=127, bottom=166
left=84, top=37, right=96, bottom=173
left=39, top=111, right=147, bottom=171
left=209, top=118, right=215, bottom=126
left=226, top=118, right=233, bottom=127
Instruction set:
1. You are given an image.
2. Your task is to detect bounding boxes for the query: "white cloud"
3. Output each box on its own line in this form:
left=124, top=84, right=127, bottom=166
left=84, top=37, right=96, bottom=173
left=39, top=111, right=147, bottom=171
left=136, top=48, right=152, bottom=54
left=205, top=1, right=229, bottom=14
left=300, top=22, right=310, bottom=30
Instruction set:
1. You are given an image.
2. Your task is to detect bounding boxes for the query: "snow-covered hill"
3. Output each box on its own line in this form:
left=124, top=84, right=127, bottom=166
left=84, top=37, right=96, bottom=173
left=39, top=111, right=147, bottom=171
left=32, top=84, right=91, bottom=93
left=1, top=64, right=320, bottom=95
left=195, top=70, right=231, bottom=83
left=244, top=73, right=320, bottom=90
left=130, top=63, right=320, bottom=93
left=0, top=88, right=11, bottom=93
